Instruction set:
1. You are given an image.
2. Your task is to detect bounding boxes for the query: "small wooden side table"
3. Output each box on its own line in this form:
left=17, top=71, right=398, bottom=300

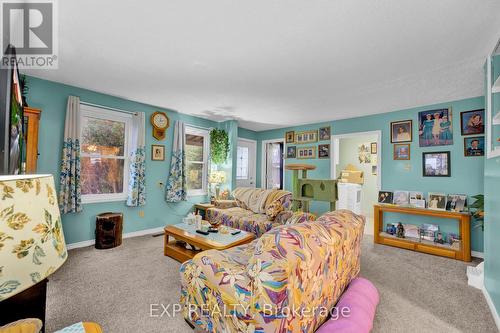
left=194, top=203, right=214, bottom=218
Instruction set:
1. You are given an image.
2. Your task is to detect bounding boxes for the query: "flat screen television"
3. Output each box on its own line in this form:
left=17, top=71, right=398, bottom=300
left=0, top=45, right=24, bottom=175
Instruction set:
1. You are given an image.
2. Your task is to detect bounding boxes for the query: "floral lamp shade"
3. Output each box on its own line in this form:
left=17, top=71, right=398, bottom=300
left=208, top=171, right=226, bottom=185
left=0, top=174, right=67, bottom=301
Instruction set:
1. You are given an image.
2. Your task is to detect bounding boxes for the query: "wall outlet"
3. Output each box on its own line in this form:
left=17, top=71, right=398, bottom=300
left=138, top=210, right=145, bottom=218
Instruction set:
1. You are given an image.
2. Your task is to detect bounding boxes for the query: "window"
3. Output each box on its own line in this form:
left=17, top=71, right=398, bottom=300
left=79, top=104, right=132, bottom=203
left=185, top=126, right=209, bottom=196
left=236, top=146, right=249, bottom=180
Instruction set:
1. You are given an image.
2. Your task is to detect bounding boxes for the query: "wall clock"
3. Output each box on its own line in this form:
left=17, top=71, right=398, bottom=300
left=150, top=111, right=169, bottom=140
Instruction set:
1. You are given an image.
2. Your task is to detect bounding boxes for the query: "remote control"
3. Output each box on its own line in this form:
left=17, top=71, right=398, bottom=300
left=196, top=230, right=209, bottom=235
left=231, top=230, right=241, bottom=235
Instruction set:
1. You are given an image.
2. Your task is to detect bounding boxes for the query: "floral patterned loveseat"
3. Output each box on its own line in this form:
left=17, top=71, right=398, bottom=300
left=180, top=210, right=365, bottom=333
left=206, top=187, right=312, bottom=237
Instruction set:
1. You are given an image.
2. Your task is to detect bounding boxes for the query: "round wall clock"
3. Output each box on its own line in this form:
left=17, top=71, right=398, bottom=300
left=150, top=111, right=169, bottom=140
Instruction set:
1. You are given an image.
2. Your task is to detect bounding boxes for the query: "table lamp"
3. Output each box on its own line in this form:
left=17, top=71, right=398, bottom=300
left=0, top=174, right=68, bottom=330
left=208, top=171, right=226, bottom=199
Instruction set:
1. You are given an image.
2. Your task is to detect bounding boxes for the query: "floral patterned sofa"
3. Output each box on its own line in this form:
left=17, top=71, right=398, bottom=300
left=180, top=210, right=365, bottom=333
left=206, top=187, right=313, bottom=237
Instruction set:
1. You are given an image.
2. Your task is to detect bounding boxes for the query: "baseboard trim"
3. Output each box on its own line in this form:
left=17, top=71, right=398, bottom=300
left=482, top=286, right=500, bottom=331
left=66, top=226, right=165, bottom=250
left=472, top=251, right=484, bottom=259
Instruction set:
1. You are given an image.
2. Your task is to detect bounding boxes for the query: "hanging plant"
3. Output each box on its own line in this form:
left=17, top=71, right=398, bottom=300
left=210, top=129, right=229, bottom=165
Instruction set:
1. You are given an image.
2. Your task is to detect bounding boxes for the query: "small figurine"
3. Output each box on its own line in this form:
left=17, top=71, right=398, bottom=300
left=396, top=222, right=405, bottom=238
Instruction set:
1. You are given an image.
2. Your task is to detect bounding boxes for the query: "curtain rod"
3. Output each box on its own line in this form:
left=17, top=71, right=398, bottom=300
left=80, top=101, right=138, bottom=115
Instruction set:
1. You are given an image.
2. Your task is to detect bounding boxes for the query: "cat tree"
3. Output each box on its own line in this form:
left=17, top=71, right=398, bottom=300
left=285, top=163, right=338, bottom=213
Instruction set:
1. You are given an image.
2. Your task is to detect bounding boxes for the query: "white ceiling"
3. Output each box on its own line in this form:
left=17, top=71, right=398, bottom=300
left=25, top=0, right=500, bottom=131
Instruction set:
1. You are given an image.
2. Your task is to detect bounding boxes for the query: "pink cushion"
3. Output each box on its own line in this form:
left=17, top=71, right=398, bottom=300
left=316, top=277, right=379, bottom=333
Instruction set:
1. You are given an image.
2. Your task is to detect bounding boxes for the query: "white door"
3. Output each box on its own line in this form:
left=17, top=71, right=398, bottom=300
left=236, top=139, right=257, bottom=188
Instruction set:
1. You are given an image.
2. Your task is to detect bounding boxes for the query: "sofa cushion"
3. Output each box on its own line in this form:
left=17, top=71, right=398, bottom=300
left=206, top=207, right=253, bottom=227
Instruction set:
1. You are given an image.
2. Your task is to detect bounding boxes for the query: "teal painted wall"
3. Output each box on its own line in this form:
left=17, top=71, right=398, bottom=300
left=238, top=127, right=258, bottom=141
left=484, top=55, right=500, bottom=316
left=26, top=76, right=220, bottom=245
left=255, top=96, right=485, bottom=252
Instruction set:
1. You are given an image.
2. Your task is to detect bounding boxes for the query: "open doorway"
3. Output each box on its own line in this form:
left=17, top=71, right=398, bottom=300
left=331, top=131, right=381, bottom=235
left=261, top=139, right=285, bottom=189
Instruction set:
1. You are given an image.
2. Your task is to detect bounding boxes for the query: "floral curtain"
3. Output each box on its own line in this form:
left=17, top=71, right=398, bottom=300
left=59, top=96, right=82, bottom=214
left=165, top=120, right=186, bottom=202
left=126, top=112, right=146, bottom=206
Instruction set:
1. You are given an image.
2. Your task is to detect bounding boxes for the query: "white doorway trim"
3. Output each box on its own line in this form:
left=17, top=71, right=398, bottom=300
left=237, top=137, right=257, bottom=188
left=331, top=130, right=382, bottom=190
left=261, top=138, right=285, bottom=189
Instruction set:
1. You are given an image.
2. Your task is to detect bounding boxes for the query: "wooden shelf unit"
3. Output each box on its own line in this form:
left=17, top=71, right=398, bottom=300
left=23, top=107, right=41, bottom=173
left=374, top=204, right=471, bottom=262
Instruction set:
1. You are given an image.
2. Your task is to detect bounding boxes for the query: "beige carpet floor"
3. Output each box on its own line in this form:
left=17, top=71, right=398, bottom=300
left=46, top=234, right=497, bottom=333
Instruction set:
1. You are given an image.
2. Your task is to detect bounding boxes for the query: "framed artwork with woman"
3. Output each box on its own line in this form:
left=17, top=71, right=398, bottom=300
left=418, top=108, right=453, bottom=147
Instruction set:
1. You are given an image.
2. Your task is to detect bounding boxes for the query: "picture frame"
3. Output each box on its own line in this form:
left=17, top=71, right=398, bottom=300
left=393, top=191, right=410, bottom=205
left=446, top=194, right=467, bottom=212
left=285, top=131, right=295, bottom=143
left=297, top=146, right=316, bottom=159
left=318, top=144, right=330, bottom=159
left=460, top=109, right=484, bottom=135
left=418, top=108, right=453, bottom=147
left=151, top=145, right=165, bottom=161
left=409, top=191, right=424, bottom=200
left=286, top=145, right=297, bottom=158
left=390, top=120, right=412, bottom=143
left=319, top=126, right=331, bottom=141
left=422, top=151, right=451, bottom=177
left=295, top=130, right=318, bottom=144
left=428, top=192, right=447, bottom=210
left=464, top=136, right=485, bottom=157
left=378, top=191, right=393, bottom=204
left=370, top=142, right=377, bottom=154
left=393, top=144, right=410, bottom=160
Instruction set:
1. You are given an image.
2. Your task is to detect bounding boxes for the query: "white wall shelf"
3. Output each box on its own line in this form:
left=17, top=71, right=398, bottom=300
left=493, top=76, right=500, bottom=93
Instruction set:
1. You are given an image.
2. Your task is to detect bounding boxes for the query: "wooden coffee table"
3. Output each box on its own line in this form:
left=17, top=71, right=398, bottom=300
left=164, top=222, right=254, bottom=263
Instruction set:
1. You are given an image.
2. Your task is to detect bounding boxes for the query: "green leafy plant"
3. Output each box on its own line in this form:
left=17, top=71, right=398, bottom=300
left=20, top=74, right=29, bottom=106
left=469, top=194, right=484, bottom=230
left=210, top=129, right=229, bottom=165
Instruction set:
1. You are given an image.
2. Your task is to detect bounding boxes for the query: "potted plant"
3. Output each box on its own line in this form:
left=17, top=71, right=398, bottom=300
left=469, top=194, right=484, bottom=230
left=210, top=129, right=229, bottom=165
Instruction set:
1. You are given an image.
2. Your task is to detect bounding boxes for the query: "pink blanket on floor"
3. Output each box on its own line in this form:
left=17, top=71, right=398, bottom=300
left=317, top=277, right=379, bottom=333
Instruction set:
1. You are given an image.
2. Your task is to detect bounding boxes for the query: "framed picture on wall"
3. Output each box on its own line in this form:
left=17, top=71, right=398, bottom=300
left=464, top=136, right=485, bottom=157
left=285, top=131, right=295, bottom=143
left=460, top=109, right=484, bottom=135
left=286, top=145, right=297, bottom=158
left=295, top=130, right=318, bottom=144
left=422, top=151, right=451, bottom=177
left=393, top=144, right=410, bottom=160
left=151, top=145, right=165, bottom=161
left=391, top=120, right=412, bottom=143
left=319, top=126, right=331, bottom=141
left=297, top=146, right=316, bottom=159
left=418, top=108, right=453, bottom=147
left=318, top=144, right=330, bottom=158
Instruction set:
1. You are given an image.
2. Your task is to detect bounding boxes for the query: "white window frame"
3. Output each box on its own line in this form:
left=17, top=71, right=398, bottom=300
left=185, top=126, right=210, bottom=197
left=236, top=146, right=249, bottom=180
left=79, top=104, right=132, bottom=204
